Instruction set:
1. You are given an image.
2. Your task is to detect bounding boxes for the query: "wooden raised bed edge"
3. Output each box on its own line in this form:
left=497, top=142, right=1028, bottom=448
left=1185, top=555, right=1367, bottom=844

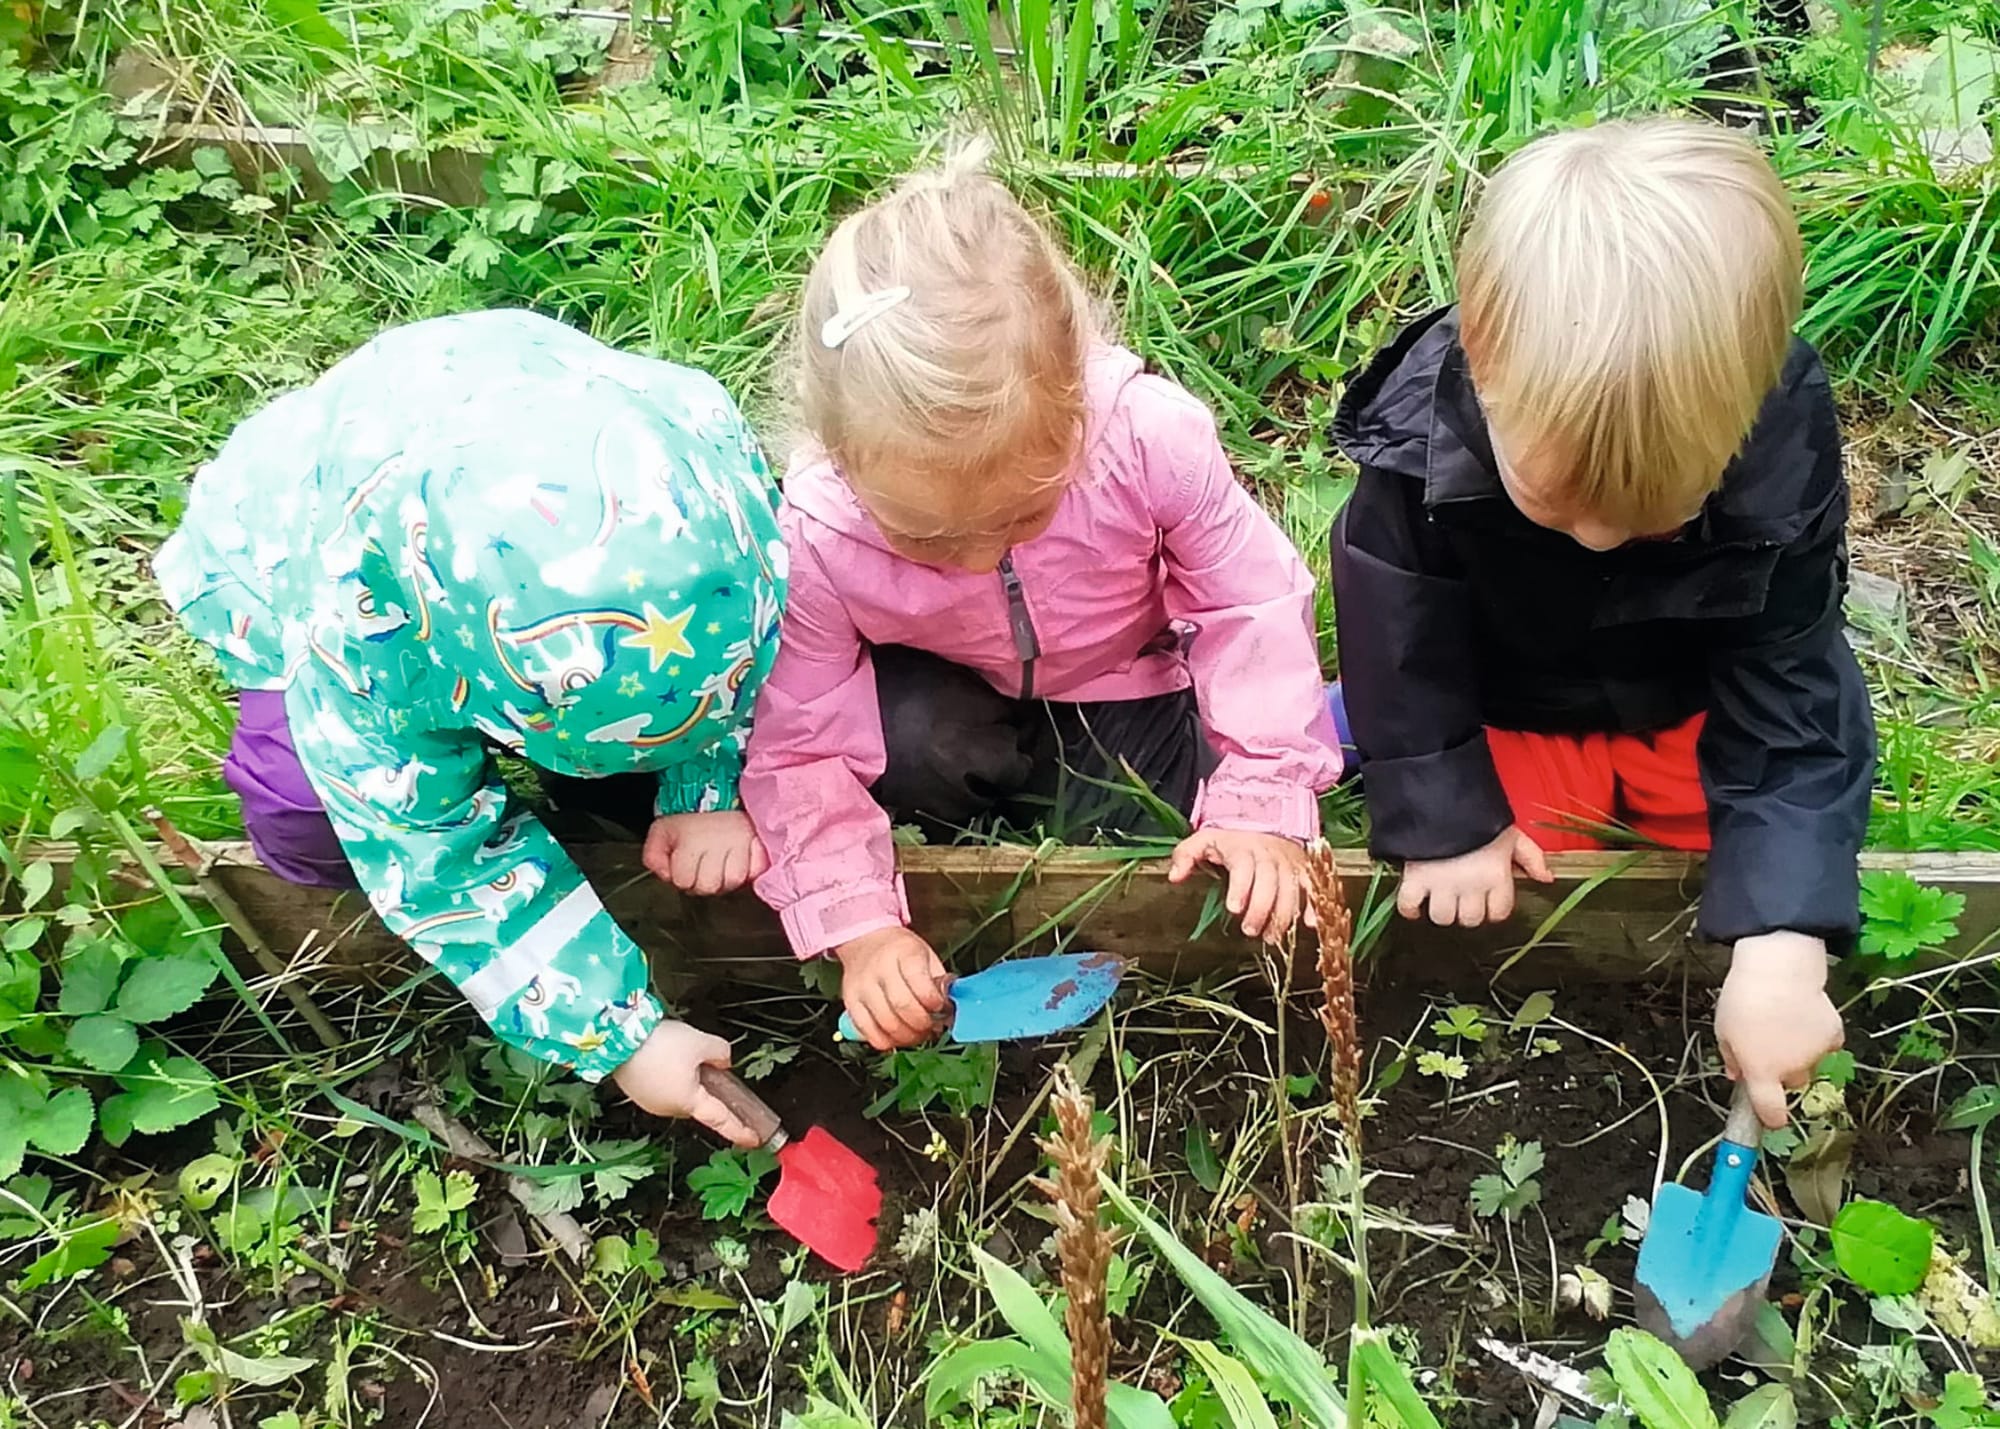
left=71, top=842, right=2000, bottom=994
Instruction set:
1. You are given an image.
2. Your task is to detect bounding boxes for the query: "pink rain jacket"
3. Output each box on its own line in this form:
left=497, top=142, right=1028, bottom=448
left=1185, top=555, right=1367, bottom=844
left=742, top=344, right=1343, bottom=957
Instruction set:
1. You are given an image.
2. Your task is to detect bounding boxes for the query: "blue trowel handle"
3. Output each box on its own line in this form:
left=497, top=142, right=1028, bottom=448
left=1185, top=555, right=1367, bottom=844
left=1694, top=1084, right=1765, bottom=1244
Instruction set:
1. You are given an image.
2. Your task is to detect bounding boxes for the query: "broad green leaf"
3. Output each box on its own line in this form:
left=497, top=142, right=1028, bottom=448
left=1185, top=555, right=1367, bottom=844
left=1721, top=1384, right=1797, bottom=1429
left=116, top=951, right=218, bottom=1024
left=100, top=1055, right=221, bottom=1146
left=0, top=947, right=41, bottom=1020
left=1940, top=1084, right=2000, bottom=1131
left=770, top=1279, right=818, bottom=1341
left=1103, top=1179, right=1345, bottom=1425
left=67, top=1015, right=139, bottom=1073
left=178, top=1153, right=236, bottom=1211
left=18, top=860, right=53, bottom=911
left=72, top=723, right=128, bottom=782
left=925, top=1338, right=1068, bottom=1418
left=1929, top=1371, right=1996, bottom=1429
left=1830, top=1199, right=1935, bottom=1295
left=780, top=1396, right=874, bottom=1429
left=1603, top=1328, right=1720, bottom=1429
left=58, top=937, right=125, bottom=1016
left=971, top=1245, right=1068, bottom=1362
left=4, top=916, right=47, bottom=953
left=412, top=1168, right=477, bottom=1233
left=1181, top=1339, right=1280, bottom=1429
left=685, top=1147, right=776, bottom=1220
left=265, top=0, right=350, bottom=51
left=922, top=1333, right=1171, bottom=1429
left=28, top=1086, right=93, bottom=1157
left=216, top=1347, right=318, bottom=1387
left=17, top=1215, right=120, bottom=1290
left=0, top=1123, right=24, bottom=1182
left=1510, top=990, right=1555, bottom=1031
left=1185, top=1122, right=1224, bottom=1192
left=1350, top=1332, right=1444, bottom=1429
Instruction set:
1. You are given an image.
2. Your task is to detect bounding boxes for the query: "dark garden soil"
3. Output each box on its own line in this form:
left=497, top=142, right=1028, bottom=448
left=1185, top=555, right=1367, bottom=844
left=6, top=975, right=1994, bottom=1429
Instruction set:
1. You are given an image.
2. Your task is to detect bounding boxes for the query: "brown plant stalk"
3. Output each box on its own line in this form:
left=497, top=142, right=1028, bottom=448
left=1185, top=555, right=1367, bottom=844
left=1305, top=840, right=1362, bottom=1149
left=1032, top=1064, right=1113, bottom=1429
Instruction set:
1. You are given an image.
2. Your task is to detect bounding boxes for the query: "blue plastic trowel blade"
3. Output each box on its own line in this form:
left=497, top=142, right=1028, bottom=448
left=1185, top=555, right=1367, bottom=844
left=945, top=953, right=1126, bottom=1043
left=1633, top=1137, right=1785, bottom=1344
left=836, top=953, right=1125, bottom=1044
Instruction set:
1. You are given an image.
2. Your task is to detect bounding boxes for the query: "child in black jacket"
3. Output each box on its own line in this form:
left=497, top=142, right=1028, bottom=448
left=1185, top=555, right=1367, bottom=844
left=1331, top=117, right=1875, bottom=1129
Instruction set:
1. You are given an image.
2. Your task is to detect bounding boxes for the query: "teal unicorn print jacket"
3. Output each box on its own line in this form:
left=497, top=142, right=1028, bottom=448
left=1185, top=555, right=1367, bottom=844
left=156, top=310, right=786, bottom=1081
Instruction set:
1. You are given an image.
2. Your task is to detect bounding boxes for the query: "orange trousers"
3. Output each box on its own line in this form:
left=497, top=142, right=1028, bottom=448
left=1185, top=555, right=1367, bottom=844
left=1485, top=714, right=1711, bottom=853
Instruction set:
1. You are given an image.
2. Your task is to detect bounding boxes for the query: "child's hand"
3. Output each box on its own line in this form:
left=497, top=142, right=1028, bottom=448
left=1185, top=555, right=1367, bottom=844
left=1716, top=930, right=1842, bottom=1128
left=836, top=927, right=951, bottom=1051
left=1398, top=826, right=1553, bottom=926
left=611, top=1020, right=762, bottom=1147
left=644, top=811, right=770, bottom=895
left=1168, top=829, right=1311, bottom=942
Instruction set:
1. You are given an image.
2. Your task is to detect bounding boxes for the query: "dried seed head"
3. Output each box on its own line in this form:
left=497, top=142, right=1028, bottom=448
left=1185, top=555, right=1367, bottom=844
left=1305, top=841, right=1362, bottom=1146
left=1033, top=1064, right=1113, bottom=1429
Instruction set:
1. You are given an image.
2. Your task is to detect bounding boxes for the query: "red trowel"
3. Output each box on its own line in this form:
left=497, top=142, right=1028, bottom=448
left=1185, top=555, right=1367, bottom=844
left=699, top=1066, right=881, bottom=1272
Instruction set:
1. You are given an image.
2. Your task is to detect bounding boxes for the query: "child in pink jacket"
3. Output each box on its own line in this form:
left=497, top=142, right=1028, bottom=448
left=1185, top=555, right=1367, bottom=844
left=741, top=142, right=1343, bottom=1050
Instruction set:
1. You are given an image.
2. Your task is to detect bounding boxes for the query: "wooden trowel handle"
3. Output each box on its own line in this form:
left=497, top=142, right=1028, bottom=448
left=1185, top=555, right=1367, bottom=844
left=698, top=1065, right=787, bottom=1152
left=1722, top=1081, right=1764, bottom=1150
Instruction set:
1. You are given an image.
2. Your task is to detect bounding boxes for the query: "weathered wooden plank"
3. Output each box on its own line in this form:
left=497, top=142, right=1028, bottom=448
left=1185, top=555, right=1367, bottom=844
left=162, top=843, right=2000, bottom=992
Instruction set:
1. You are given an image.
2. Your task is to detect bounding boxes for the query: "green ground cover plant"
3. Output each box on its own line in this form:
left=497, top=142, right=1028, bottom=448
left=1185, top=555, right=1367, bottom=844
left=1, top=0, right=1998, bottom=1424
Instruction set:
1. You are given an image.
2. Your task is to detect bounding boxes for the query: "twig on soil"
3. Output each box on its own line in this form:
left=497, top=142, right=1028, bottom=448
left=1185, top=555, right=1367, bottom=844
left=1473, top=1335, right=1606, bottom=1411
left=977, top=1017, right=1109, bottom=1201
left=409, top=1102, right=592, bottom=1264
left=1546, top=1015, right=1672, bottom=1199
left=145, top=806, right=343, bottom=1050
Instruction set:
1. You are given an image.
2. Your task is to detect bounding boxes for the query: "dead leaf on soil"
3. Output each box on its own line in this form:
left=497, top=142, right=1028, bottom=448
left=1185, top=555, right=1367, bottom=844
left=1918, top=1245, right=2000, bottom=1348
left=1782, top=1128, right=1854, bottom=1227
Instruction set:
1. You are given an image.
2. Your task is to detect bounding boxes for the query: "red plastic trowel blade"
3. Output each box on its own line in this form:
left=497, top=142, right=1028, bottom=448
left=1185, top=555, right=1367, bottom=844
left=766, top=1126, right=882, bottom=1273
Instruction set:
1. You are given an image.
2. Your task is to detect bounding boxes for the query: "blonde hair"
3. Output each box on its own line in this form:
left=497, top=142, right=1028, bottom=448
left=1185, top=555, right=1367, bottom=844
left=795, top=138, right=1097, bottom=533
left=1458, top=117, right=1805, bottom=533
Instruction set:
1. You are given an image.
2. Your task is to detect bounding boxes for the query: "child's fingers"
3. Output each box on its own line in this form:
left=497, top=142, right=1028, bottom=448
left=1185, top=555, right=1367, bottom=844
left=642, top=822, right=675, bottom=882
left=881, top=971, right=940, bottom=1042
left=1224, top=849, right=1256, bottom=916
left=718, top=843, right=749, bottom=893
left=691, top=848, right=727, bottom=897
left=1167, top=837, right=1209, bottom=883
left=1484, top=878, right=1515, bottom=925
left=689, top=1088, right=762, bottom=1148
left=745, top=836, right=771, bottom=882
left=1396, top=875, right=1426, bottom=921
left=1513, top=835, right=1554, bottom=884
left=1744, top=1070, right=1790, bottom=1130
left=1241, top=857, right=1280, bottom=938
left=1265, top=867, right=1301, bottom=941
left=669, top=844, right=703, bottom=892
left=1457, top=888, right=1487, bottom=929
left=904, top=953, right=951, bottom=1013
left=850, top=994, right=897, bottom=1052
left=1428, top=887, right=1460, bottom=927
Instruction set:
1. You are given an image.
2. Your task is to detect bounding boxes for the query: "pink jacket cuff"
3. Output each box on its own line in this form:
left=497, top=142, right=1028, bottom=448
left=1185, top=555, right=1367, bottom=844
left=1191, top=777, right=1323, bottom=843
left=777, top=878, right=912, bottom=959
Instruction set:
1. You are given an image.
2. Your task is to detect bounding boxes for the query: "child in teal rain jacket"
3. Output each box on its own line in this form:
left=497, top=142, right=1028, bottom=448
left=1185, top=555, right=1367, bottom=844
left=155, top=309, right=786, bottom=1145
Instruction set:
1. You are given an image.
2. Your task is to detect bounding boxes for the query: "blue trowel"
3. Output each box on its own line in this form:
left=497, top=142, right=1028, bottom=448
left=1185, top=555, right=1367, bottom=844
left=1633, top=1084, right=1784, bottom=1369
left=837, top=951, right=1125, bottom=1044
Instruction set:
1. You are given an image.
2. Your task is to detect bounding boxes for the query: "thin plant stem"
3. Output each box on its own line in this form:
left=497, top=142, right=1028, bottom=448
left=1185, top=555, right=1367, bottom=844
left=1972, top=1120, right=1997, bottom=1298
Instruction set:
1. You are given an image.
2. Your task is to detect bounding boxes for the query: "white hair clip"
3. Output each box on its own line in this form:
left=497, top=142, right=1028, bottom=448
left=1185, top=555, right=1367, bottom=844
left=820, top=286, right=912, bottom=350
